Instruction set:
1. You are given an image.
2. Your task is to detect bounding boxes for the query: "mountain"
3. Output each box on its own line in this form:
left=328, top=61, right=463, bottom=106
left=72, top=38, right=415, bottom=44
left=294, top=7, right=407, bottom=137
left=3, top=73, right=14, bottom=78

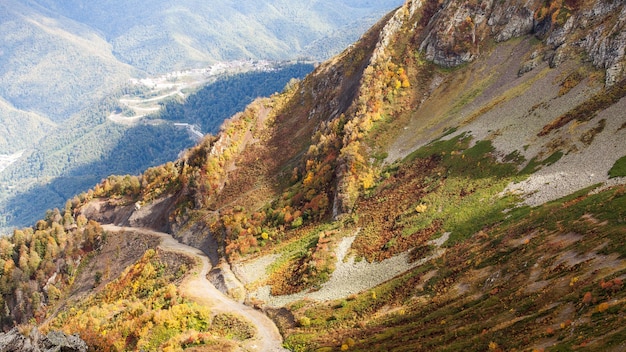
left=0, top=0, right=137, bottom=122
left=32, top=0, right=404, bottom=73
left=0, top=0, right=402, bottom=231
left=0, top=97, right=53, bottom=155
left=0, top=0, right=403, bottom=123
left=1, top=0, right=626, bottom=351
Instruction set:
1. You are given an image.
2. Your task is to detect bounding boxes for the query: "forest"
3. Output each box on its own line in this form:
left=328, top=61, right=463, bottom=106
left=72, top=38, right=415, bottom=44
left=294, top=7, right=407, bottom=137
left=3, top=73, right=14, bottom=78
left=157, top=63, right=314, bottom=134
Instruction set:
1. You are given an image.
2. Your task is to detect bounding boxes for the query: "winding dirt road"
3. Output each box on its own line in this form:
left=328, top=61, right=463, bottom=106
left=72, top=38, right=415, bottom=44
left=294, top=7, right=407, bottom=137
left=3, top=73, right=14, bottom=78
left=102, top=225, right=287, bottom=351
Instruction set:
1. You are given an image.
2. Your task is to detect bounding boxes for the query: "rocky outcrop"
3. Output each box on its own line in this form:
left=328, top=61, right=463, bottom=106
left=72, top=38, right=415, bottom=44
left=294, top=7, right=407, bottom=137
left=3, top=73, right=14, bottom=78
left=0, top=327, right=87, bottom=352
left=370, top=0, right=419, bottom=63
left=417, top=0, right=537, bottom=67
left=405, top=0, right=626, bottom=84
left=419, top=1, right=487, bottom=67
left=579, top=1, right=626, bottom=85
left=208, top=259, right=247, bottom=303
left=489, top=2, right=534, bottom=42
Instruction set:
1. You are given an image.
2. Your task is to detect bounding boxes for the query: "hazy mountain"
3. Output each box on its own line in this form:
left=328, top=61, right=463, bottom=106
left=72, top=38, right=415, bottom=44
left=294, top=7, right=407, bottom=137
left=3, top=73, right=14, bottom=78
left=0, top=97, right=54, bottom=155
left=0, top=0, right=403, bottom=123
left=32, top=0, right=403, bottom=72
left=0, top=0, right=137, bottom=122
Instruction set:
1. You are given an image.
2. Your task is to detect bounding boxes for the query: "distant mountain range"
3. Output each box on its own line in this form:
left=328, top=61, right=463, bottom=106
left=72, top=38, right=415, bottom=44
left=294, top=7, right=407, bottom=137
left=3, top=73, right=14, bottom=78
left=0, top=0, right=403, bottom=123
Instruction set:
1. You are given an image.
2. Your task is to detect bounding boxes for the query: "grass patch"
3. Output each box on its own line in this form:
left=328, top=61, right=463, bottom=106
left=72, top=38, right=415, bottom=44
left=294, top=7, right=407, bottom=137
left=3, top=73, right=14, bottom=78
left=355, top=133, right=525, bottom=260
left=558, top=68, right=585, bottom=96
left=266, top=222, right=343, bottom=294
left=543, top=150, right=564, bottom=166
left=608, top=155, right=626, bottom=178
left=265, top=229, right=320, bottom=277
left=519, top=150, right=564, bottom=174
left=503, top=149, right=525, bottom=164
left=405, top=133, right=471, bottom=162
left=446, top=76, right=493, bottom=117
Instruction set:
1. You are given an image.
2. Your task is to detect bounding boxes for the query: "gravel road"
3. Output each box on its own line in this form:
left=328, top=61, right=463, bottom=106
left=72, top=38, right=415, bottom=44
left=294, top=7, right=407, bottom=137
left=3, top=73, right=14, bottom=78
left=102, top=224, right=287, bottom=352
left=249, top=232, right=450, bottom=307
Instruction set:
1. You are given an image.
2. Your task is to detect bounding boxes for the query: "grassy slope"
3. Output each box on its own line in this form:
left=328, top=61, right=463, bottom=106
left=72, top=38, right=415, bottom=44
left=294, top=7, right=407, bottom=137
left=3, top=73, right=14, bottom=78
left=280, top=131, right=626, bottom=349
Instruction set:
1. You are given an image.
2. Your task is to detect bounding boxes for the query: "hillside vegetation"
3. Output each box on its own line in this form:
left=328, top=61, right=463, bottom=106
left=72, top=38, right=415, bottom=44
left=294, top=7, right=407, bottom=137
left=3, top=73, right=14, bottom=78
left=0, top=63, right=313, bottom=232
left=1, top=0, right=626, bottom=351
left=0, top=0, right=399, bottom=232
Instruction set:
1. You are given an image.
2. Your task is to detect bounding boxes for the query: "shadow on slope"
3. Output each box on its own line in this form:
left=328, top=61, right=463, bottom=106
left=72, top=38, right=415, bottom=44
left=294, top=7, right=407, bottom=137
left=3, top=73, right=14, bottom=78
left=157, top=63, right=315, bottom=134
left=0, top=64, right=316, bottom=233
left=0, top=123, right=193, bottom=232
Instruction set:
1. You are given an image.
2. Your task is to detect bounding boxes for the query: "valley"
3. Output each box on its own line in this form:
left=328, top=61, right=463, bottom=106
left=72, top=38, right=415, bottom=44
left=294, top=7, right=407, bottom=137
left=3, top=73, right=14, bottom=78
left=107, top=60, right=285, bottom=124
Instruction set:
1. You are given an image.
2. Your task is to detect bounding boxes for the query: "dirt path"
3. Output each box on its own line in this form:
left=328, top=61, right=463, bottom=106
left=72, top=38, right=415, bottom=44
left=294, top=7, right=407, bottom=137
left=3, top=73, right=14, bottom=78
left=102, top=224, right=287, bottom=352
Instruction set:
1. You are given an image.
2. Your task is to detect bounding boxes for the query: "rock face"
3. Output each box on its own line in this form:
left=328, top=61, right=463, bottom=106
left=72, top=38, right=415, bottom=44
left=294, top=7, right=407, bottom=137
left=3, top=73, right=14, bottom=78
left=209, top=260, right=247, bottom=303
left=330, top=0, right=626, bottom=220
left=489, top=3, right=534, bottom=42
left=579, top=1, right=626, bottom=85
left=408, top=0, right=626, bottom=84
left=0, top=327, right=87, bottom=352
left=419, top=0, right=489, bottom=67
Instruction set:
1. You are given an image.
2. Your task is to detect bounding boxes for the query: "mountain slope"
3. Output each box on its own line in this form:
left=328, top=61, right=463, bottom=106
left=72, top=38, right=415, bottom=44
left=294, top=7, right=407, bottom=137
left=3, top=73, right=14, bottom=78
left=1, top=0, right=626, bottom=351
left=0, top=97, right=54, bottom=155
left=0, top=0, right=402, bottom=231
left=0, top=0, right=403, bottom=123
left=0, top=63, right=313, bottom=232
left=0, top=0, right=136, bottom=122
left=32, top=0, right=404, bottom=73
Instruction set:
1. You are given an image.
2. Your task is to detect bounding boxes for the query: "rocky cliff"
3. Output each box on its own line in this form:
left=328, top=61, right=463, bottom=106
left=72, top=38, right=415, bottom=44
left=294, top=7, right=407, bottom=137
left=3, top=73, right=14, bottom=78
left=0, top=328, right=87, bottom=352
left=414, top=0, right=625, bottom=85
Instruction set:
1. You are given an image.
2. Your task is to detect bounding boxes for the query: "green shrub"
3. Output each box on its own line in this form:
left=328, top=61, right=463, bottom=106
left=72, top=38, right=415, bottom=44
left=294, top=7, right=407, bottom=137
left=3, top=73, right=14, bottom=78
left=298, top=316, right=311, bottom=327
left=292, top=216, right=304, bottom=228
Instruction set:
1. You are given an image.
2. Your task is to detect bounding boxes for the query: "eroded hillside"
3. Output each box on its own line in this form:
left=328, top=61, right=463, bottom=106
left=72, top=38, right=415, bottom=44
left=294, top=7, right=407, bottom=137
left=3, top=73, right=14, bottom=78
left=1, top=0, right=626, bottom=351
